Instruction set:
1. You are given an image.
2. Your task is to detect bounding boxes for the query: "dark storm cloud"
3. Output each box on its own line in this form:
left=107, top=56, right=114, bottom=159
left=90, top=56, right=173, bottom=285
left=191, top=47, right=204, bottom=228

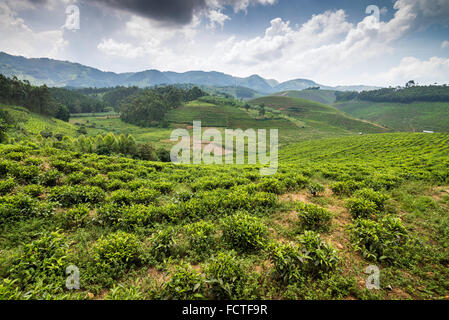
left=90, top=0, right=208, bottom=25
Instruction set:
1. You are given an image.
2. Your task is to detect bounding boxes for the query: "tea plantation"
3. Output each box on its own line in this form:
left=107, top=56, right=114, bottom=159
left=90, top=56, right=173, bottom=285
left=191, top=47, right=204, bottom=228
left=1, top=132, right=448, bottom=300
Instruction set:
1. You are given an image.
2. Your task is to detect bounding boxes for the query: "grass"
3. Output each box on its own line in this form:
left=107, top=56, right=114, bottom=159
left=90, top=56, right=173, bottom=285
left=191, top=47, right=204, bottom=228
left=249, top=96, right=388, bottom=135
left=334, top=100, right=449, bottom=132
left=1, top=104, right=78, bottom=138
left=274, top=90, right=337, bottom=105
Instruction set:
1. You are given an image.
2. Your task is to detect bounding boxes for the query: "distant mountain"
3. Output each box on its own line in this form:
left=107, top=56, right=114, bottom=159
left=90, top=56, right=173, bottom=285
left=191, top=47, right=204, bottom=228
left=0, top=51, right=381, bottom=93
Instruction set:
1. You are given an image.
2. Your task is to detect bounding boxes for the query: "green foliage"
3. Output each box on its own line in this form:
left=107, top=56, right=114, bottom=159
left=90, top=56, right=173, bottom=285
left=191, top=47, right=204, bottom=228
left=49, top=185, right=105, bottom=207
left=307, top=182, right=325, bottom=196
left=345, top=198, right=378, bottom=219
left=221, top=212, right=268, bottom=252
left=108, top=188, right=160, bottom=206
left=8, top=231, right=68, bottom=292
left=345, top=188, right=389, bottom=219
left=150, top=226, right=180, bottom=262
left=0, top=177, right=16, bottom=195
left=93, top=231, right=141, bottom=273
left=205, top=252, right=248, bottom=299
left=296, top=202, right=333, bottom=232
left=330, top=180, right=365, bottom=196
left=162, top=262, right=205, bottom=300
left=184, top=221, right=216, bottom=261
left=269, top=231, right=339, bottom=284
left=61, top=204, right=91, bottom=228
left=349, top=215, right=408, bottom=263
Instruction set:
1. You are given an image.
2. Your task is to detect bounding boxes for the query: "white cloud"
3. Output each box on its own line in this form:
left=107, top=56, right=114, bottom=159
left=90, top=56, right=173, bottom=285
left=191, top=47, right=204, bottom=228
left=442, top=41, right=449, bottom=49
left=207, top=9, right=230, bottom=30
left=97, top=39, right=146, bottom=58
left=0, top=2, right=67, bottom=58
left=372, top=56, right=449, bottom=85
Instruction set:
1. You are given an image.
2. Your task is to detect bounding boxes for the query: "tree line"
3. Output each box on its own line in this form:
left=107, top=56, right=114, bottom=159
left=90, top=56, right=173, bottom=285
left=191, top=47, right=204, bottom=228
left=119, top=86, right=206, bottom=127
left=0, top=75, right=71, bottom=122
left=336, top=82, right=449, bottom=103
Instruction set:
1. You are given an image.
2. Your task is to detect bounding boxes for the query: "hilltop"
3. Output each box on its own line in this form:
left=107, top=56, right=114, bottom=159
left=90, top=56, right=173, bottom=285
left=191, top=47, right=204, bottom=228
left=248, top=96, right=388, bottom=136
left=0, top=52, right=379, bottom=93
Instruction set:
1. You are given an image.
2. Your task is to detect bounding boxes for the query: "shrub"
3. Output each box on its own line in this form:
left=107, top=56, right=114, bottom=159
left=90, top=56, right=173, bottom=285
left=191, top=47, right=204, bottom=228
left=7, top=163, right=40, bottom=183
left=353, top=188, right=389, bottom=211
left=21, top=184, right=44, bottom=198
left=49, top=185, right=105, bottom=207
left=282, top=174, right=310, bottom=191
left=0, top=193, right=37, bottom=222
left=258, top=178, right=286, bottom=195
left=162, top=263, right=205, bottom=300
left=38, top=170, right=62, bottom=187
left=296, top=202, right=332, bottom=232
left=184, top=221, right=216, bottom=260
left=0, top=177, right=16, bottom=195
left=307, top=182, right=325, bottom=197
left=330, top=180, right=365, bottom=196
left=269, top=231, right=339, bottom=283
left=345, top=198, right=379, bottom=219
left=348, top=215, right=408, bottom=263
left=62, top=204, right=91, bottom=228
left=108, top=188, right=160, bottom=205
left=205, top=252, right=247, bottom=299
left=8, top=231, right=68, bottom=290
left=93, top=231, right=141, bottom=273
left=221, top=212, right=268, bottom=252
left=150, top=226, right=180, bottom=262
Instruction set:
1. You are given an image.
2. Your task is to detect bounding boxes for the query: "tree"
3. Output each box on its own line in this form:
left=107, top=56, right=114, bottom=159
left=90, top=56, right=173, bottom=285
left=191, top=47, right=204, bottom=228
left=259, top=105, right=265, bottom=117
left=244, top=104, right=250, bottom=111
left=0, top=120, right=7, bottom=143
left=137, top=143, right=158, bottom=161
left=55, top=104, right=70, bottom=122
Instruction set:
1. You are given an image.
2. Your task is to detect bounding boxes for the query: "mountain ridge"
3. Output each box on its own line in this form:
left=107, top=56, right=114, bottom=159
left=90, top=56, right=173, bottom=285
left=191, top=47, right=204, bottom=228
left=0, top=51, right=381, bottom=93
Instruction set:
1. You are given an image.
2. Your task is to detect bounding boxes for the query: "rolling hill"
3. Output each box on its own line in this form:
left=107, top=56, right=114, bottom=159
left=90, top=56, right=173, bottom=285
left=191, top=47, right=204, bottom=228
left=249, top=96, right=388, bottom=135
left=274, top=90, right=337, bottom=105
left=334, top=100, right=449, bottom=132
left=0, top=51, right=380, bottom=93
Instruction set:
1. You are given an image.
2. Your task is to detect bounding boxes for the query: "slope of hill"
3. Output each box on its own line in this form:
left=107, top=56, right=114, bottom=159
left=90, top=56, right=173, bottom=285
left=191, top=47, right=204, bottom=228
left=1, top=131, right=448, bottom=300
left=0, top=104, right=78, bottom=139
left=334, top=100, right=449, bottom=132
left=274, top=90, right=337, bottom=105
left=0, top=52, right=379, bottom=93
left=249, top=96, right=388, bottom=135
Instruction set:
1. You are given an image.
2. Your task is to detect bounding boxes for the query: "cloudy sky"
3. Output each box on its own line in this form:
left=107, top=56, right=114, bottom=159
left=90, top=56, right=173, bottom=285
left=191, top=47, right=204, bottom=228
left=1, top=0, right=449, bottom=86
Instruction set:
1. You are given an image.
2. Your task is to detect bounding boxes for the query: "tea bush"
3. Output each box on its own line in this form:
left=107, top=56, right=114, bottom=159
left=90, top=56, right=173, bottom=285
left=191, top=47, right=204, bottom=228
left=107, top=188, right=160, bottom=206
left=348, top=215, right=408, bottom=263
left=307, top=182, right=325, bottom=197
left=296, top=202, right=332, bottom=232
left=345, top=197, right=379, bottom=219
left=38, top=169, right=62, bottom=187
left=269, top=231, right=339, bottom=283
left=49, top=185, right=105, bottom=207
left=221, top=212, right=268, bottom=252
left=161, top=262, right=205, bottom=300
left=62, top=204, right=91, bottom=228
left=21, top=184, right=44, bottom=198
left=7, top=231, right=68, bottom=292
left=0, top=177, right=16, bottom=195
left=205, top=252, right=248, bottom=299
left=353, top=188, right=389, bottom=211
left=150, top=226, right=180, bottom=262
left=93, top=231, right=141, bottom=274
left=330, top=180, right=365, bottom=196
left=184, top=221, right=217, bottom=261
left=258, top=178, right=286, bottom=195
left=0, top=193, right=37, bottom=222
